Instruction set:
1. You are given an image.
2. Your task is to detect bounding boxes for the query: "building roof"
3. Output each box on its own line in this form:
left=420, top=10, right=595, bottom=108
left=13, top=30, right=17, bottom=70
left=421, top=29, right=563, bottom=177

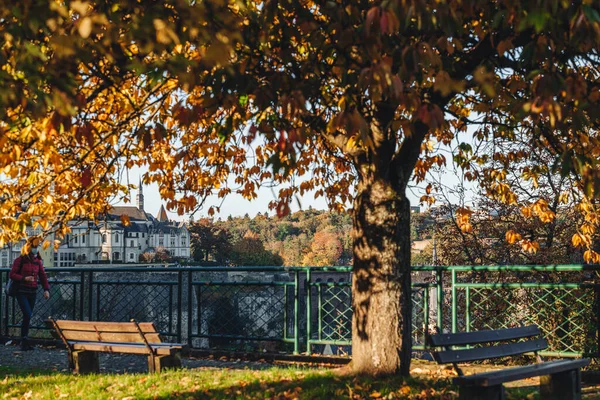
left=108, top=206, right=148, bottom=221
left=157, top=205, right=169, bottom=223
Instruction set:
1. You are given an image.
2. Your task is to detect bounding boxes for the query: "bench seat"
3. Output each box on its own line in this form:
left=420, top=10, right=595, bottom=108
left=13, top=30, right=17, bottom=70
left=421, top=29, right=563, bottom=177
left=70, top=341, right=183, bottom=356
left=47, top=318, right=184, bottom=374
left=454, top=359, right=589, bottom=387
left=429, top=325, right=589, bottom=400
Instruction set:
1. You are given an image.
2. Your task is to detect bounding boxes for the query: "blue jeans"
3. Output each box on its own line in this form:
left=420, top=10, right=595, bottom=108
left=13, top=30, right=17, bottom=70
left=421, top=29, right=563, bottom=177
left=16, top=292, right=37, bottom=338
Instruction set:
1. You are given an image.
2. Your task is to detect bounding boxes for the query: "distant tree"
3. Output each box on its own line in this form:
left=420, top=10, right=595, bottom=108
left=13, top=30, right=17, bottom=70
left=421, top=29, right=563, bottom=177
left=230, top=231, right=283, bottom=266
left=189, top=218, right=231, bottom=264
left=275, top=222, right=300, bottom=241
left=154, top=247, right=171, bottom=263
left=303, top=231, right=343, bottom=266
left=411, top=243, right=434, bottom=266
left=139, top=252, right=155, bottom=263
left=281, top=233, right=311, bottom=266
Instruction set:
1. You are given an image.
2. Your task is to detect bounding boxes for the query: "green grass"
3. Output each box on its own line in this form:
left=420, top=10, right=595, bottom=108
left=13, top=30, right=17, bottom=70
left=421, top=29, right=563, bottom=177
left=4, top=364, right=590, bottom=399
left=0, top=365, right=458, bottom=399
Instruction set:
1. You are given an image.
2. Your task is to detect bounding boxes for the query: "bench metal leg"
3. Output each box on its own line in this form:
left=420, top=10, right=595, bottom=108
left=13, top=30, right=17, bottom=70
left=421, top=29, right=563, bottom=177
left=148, top=353, right=182, bottom=373
left=459, top=385, right=505, bottom=400
left=72, top=351, right=100, bottom=374
left=540, top=369, right=582, bottom=400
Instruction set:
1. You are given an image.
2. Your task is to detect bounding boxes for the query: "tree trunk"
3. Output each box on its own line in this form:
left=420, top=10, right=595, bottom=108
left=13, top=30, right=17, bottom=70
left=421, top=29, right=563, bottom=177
left=352, top=178, right=412, bottom=375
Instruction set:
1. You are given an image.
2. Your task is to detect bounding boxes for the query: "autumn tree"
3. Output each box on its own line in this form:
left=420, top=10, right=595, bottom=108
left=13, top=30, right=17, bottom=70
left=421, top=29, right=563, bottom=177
left=230, top=230, right=283, bottom=266
left=1, top=1, right=600, bottom=376
left=189, top=218, right=232, bottom=264
left=302, top=230, right=343, bottom=266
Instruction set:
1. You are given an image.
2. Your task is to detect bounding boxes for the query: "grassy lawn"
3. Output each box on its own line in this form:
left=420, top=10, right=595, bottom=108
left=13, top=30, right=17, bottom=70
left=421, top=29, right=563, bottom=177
left=0, top=365, right=456, bottom=400
left=0, top=363, right=577, bottom=400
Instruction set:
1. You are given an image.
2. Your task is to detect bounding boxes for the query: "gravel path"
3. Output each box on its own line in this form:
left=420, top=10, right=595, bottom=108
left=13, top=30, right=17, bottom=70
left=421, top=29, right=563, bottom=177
left=0, top=341, right=273, bottom=374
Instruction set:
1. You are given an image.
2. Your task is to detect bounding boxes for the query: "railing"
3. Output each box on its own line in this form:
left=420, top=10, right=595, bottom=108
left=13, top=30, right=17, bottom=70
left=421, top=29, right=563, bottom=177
left=1, top=265, right=598, bottom=359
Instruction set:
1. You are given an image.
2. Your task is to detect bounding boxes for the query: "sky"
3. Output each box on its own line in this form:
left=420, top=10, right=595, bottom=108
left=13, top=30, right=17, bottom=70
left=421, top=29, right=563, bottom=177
left=114, top=141, right=473, bottom=222
left=114, top=166, right=332, bottom=222
left=115, top=167, right=433, bottom=222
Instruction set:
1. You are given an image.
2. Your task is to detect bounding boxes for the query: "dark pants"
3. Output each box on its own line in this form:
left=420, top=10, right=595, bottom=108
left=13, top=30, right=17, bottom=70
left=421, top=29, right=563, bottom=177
left=16, top=292, right=37, bottom=338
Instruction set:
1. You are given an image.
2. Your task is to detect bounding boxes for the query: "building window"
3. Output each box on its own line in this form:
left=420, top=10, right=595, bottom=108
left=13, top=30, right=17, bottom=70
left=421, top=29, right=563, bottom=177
left=130, top=240, right=134, bottom=247
left=170, top=239, right=175, bottom=247
left=102, top=234, right=107, bottom=244
left=113, top=252, right=120, bottom=260
left=129, top=253, right=134, bottom=260
left=115, top=234, right=119, bottom=243
left=82, top=234, right=86, bottom=244
left=74, top=236, right=78, bottom=244
left=60, top=253, right=64, bottom=261
left=159, top=239, right=164, bottom=246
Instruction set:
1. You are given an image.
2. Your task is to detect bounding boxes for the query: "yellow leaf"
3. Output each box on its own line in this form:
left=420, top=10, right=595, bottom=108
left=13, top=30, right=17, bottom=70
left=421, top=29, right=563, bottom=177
left=120, top=215, right=131, bottom=226
left=78, top=17, right=92, bottom=39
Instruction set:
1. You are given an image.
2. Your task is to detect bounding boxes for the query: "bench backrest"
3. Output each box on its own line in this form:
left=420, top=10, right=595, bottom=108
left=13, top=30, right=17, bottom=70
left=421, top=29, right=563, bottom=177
left=428, top=325, right=547, bottom=364
left=50, top=320, right=162, bottom=344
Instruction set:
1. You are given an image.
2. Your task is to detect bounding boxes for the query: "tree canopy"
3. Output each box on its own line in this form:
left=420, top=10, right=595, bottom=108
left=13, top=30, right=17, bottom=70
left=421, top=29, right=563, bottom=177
left=1, top=0, right=599, bottom=375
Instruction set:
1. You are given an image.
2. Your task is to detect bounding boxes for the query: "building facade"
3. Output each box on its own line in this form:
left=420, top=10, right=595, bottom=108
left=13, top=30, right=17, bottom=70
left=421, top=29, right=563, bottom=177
left=1, top=183, right=190, bottom=268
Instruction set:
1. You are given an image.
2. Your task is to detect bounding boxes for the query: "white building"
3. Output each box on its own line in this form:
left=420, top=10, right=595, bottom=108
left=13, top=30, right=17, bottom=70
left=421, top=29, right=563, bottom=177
left=1, top=182, right=190, bottom=268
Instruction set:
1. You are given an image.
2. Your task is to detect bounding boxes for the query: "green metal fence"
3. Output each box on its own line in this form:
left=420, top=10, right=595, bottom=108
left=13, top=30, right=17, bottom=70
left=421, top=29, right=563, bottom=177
left=1, top=264, right=598, bottom=359
left=445, top=265, right=599, bottom=358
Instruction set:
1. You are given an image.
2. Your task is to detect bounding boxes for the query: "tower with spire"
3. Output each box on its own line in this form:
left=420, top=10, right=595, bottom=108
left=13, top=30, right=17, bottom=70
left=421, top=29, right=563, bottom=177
left=137, top=176, right=144, bottom=212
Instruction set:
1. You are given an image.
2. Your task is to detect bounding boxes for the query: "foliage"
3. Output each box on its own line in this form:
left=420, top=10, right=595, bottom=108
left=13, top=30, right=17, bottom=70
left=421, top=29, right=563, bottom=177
left=2, top=0, right=600, bottom=375
left=139, top=251, right=156, bottom=264
left=411, top=243, right=434, bottom=267
left=190, top=210, right=352, bottom=266
left=189, top=218, right=232, bottom=264
left=230, top=230, right=284, bottom=266
left=302, top=230, right=343, bottom=266
left=436, top=203, right=583, bottom=266
left=154, top=246, right=172, bottom=263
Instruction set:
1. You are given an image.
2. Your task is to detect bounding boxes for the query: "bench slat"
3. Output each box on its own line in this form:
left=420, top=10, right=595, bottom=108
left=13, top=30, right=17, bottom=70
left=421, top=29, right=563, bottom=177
left=59, top=330, right=162, bottom=343
left=454, top=359, right=590, bottom=387
left=428, top=325, right=541, bottom=347
left=70, top=341, right=182, bottom=355
left=433, top=338, right=548, bottom=364
left=53, top=320, right=157, bottom=333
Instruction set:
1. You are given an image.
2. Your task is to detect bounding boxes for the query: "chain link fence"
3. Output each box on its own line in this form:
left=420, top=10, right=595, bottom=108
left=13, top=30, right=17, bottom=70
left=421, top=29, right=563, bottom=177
left=2, top=265, right=599, bottom=359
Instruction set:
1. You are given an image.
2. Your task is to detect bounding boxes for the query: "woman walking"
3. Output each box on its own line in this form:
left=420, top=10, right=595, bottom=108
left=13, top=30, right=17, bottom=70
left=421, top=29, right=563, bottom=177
left=9, top=237, right=50, bottom=351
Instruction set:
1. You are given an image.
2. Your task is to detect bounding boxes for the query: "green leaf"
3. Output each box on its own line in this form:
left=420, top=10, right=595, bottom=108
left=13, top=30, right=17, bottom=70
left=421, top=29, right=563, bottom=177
left=583, top=5, right=600, bottom=24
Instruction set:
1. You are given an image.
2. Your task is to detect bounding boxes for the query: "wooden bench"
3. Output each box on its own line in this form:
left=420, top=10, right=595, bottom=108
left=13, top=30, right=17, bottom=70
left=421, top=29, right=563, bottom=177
left=47, top=318, right=184, bottom=374
left=428, top=325, right=589, bottom=400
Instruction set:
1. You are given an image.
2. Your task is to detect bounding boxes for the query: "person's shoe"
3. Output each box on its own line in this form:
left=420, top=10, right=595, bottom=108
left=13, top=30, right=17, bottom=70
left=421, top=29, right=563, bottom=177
left=20, top=337, right=33, bottom=351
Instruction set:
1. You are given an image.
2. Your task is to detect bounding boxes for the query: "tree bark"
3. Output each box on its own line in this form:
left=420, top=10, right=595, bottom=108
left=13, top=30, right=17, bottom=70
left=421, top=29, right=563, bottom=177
left=351, top=178, right=412, bottom=375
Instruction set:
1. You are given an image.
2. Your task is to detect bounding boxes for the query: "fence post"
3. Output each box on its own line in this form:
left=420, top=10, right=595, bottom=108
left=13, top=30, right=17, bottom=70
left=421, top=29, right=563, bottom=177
left=187, top=270, right=193, bottom=347
left=465, top=286, right=470, bottom=333
left=1, top=271, right=4, bottom=336
left=424, top=285, right=430, bottom=343
left=87, top=271, right=93, bottom=321
left=436, top=268, right=443, bottom=333
left=79, top=271, right=84, bottom=320
left=596, top=285, right=600, bottom=357
left=294, top=269, right=300, bottom=355
left=451, top=268, right=457, bottom=334
left=177, top=270, right=183, bottom=343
